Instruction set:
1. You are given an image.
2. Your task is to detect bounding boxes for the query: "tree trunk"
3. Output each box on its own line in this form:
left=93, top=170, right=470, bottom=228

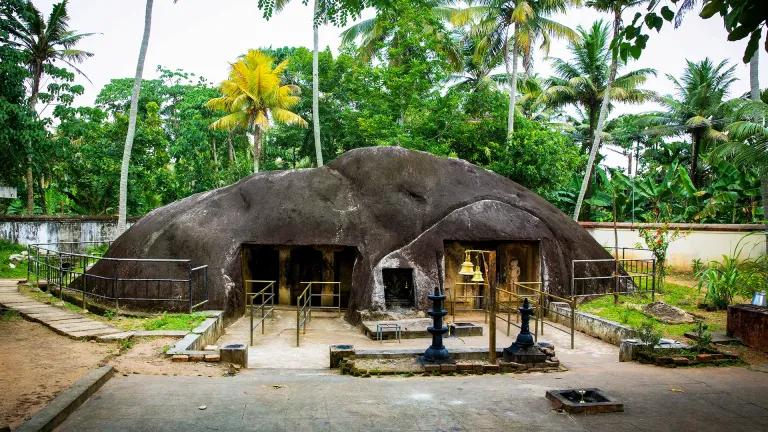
left=25, top=67, right=43, bottom=214
left=504, top=24, right=518, bottom=138
left=39, top=176, right=47, bottom=215
left=312, top=0, right=323, bottom=168
left=751, top=51, right=767, bottom=255
left=211, top=137, right=218, bottom=170
left=227, top=132, right=235, bottom=164
left=750, top=50, right=760, bottom=101
left=118, top=0, right=153, bottom=235
left=25, top=161, right=34, bottom=214
left=248, top=124, right=262, bottom=173
left=573, top=10, right=620, bottom=221
left=690, top=130, right=701, bottom=188
left=762, top=176, right=768, bottom=254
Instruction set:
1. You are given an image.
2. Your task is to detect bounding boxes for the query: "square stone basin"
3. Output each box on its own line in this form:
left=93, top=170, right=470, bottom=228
left=545, top=388, right=623, bottom=414
left=450, top=322, right=483, bottom=337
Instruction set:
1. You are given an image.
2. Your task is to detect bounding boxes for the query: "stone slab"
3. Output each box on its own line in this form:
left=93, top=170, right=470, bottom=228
left=52, top=323, right=112, bottom=333
left=43, top=318, right=94, bottom=326
left=67, top=328, right=122, bottom=338
left=684, top=331, right=742, bottom=344
left=27, top=314, right=88, bottom=322
left=133, top=330, right=188, bottom=337
left=15, top=366, right=114, bottom=432
left=97, top=332, right=136, bottom=342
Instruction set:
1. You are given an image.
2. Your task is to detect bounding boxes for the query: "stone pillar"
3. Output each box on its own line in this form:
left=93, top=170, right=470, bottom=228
left=321, top=249, right=335, bottom=306
left=279, top=247, right=290, bottom=305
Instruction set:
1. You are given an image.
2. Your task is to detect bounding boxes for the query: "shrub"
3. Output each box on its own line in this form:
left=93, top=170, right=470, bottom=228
left=636, top=320, right=662, bottom=352
left=692, top=321, right=712, bottom=354
left=697, top=236, right=767, bottom=309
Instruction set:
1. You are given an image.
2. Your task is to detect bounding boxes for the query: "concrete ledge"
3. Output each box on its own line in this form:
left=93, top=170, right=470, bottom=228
left=548, top=302, right=636, bottom=346
left=349, top=347, right=504, bottom=362
left=167, top=311, right=224, bottom=354
left=96, top=329, right=190, bottom=342
left=16, top=366, right=114, bottom=432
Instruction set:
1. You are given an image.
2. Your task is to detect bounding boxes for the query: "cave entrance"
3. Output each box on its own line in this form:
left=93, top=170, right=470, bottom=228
left=443, top=240, right=541, bottom=311
left=241, top=244, right=357, bottom=311
left=382, top=268, right=415, bottom=309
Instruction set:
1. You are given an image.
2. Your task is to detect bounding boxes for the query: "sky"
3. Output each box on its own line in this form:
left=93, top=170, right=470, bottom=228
left=32, top=0, right=767, bottom=167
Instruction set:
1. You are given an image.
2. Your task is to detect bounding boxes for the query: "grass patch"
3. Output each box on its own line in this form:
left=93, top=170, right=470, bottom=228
left=0, top=309, right=21, bottom=321
left=0, top=240, right=27, bottom=279
left=578, top=280, right=727, bottom=338
left=16, top=284, right=204, bottom=332
left=142, top=312, right=206, bottom=331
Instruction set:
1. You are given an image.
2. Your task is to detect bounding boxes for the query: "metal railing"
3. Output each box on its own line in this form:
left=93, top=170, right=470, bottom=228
left=27, top=242, right=209, bottom=313
left=246, top=280, right=276, bottom=344
left=446, top=282, right=488, bottom=323
left=496, top=281, right=542, bottom=338
left=571, top=257, right=656, bottom=301
left=295, top=281, right=341, bottom=347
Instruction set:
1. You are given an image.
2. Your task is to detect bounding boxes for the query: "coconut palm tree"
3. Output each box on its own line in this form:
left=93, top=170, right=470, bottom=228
left=0, top=0, right=94, bottom=214
left=544, top=20, right=656, bottom=149
left=647, top=58, right=736, bottom=187
left=206, top=50, right=307, bottom=174
left=340, top=2, right=461, bottom=68
left=117, top=0, right=155, bottom=234
left=447, top=28, right=506, bottom=92
left=270, top=0, right=325, bottom=170
left=715, top=99, right=768, bottom=230
left=451, top=0, right=579, bottom=137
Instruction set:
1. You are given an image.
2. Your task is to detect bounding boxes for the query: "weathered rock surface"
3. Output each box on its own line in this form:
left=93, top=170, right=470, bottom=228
left=643, top=301, right=696, bottom=324
left=89, top=147, right=613, bottom=317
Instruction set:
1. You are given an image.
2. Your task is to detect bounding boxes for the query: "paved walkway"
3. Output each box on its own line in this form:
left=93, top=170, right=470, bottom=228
left=59, top=308, right=768, bottom=432
left=57, top=362, right=768, bottom=432
left=0, top=280, right=122, bottom=339
left=218, top=310, right=583, bottom=369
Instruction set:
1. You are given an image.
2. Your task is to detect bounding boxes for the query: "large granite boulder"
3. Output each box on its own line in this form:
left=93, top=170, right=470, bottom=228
left=89, top=147, right=612, bottom=317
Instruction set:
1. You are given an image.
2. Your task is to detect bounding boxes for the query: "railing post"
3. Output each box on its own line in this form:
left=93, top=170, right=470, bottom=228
left=187, top=261, right=194, bottom=313
left=651, top=259, right=656, bottom=302
left=58, top=252, right=63, bottom=301
left=570, top=298, right=576, bottom=349
left=250, top=294, right=254, bottom=345
left=296, top=298, right=300, bottom=347
left=26, top=244, right=30, bottom=282
left=540, top=290, right=545, bottom=336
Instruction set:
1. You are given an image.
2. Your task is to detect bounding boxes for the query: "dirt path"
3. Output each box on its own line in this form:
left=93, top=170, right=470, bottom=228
left=0, top=318, right=229, bottom=429
left=109, top=337, right=230, bottom=377
left=0, top=316, right=115, bottom=429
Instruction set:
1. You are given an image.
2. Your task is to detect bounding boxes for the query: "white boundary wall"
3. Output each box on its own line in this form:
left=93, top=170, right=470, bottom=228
left=0, top=217, right=134, bottom=245
left=1, top=218, right=764, bottom=270
left=581, top=222, right=766, bottom=270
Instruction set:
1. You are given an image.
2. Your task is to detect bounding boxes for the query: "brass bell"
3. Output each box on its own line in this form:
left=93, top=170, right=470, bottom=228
left=459, top=253, right=475, bottom=276
left=471, top=265, right=484, bottom=283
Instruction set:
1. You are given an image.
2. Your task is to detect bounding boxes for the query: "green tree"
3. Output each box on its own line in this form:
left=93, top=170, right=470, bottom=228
left=545, top=20, right=655, bottom=149
left=452, top=0, right=578, bottom=136
left=647, top=58, right=736, bottom=187
left=0, top=30, right=44, bottom=204
left=0, top=0, right=94, bottom=214
left=207, top=50, right=307, bottom=173
left=571, top=0, right=648, bottom=221
left=259, top=0, right=369, bottom=170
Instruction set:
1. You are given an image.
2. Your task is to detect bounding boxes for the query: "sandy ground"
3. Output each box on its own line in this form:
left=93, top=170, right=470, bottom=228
left=0, top=318, right=115, bottom=429
left=109, top=337, right=231, bottom=377
left=0, top=321, right=230, bottom=429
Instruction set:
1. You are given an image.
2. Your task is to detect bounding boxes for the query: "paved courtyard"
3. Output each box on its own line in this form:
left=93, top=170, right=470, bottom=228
left=57, top=336, right=768, bottom=431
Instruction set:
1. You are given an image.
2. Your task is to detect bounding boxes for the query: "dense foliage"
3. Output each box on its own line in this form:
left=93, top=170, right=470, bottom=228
left=0, top=0, right=765, bottom=225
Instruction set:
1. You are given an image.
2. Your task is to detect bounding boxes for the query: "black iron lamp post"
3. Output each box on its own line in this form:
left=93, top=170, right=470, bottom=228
left=503, top=298, right=546, bottom=363
left=423, top=286, right=451, bottom=363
